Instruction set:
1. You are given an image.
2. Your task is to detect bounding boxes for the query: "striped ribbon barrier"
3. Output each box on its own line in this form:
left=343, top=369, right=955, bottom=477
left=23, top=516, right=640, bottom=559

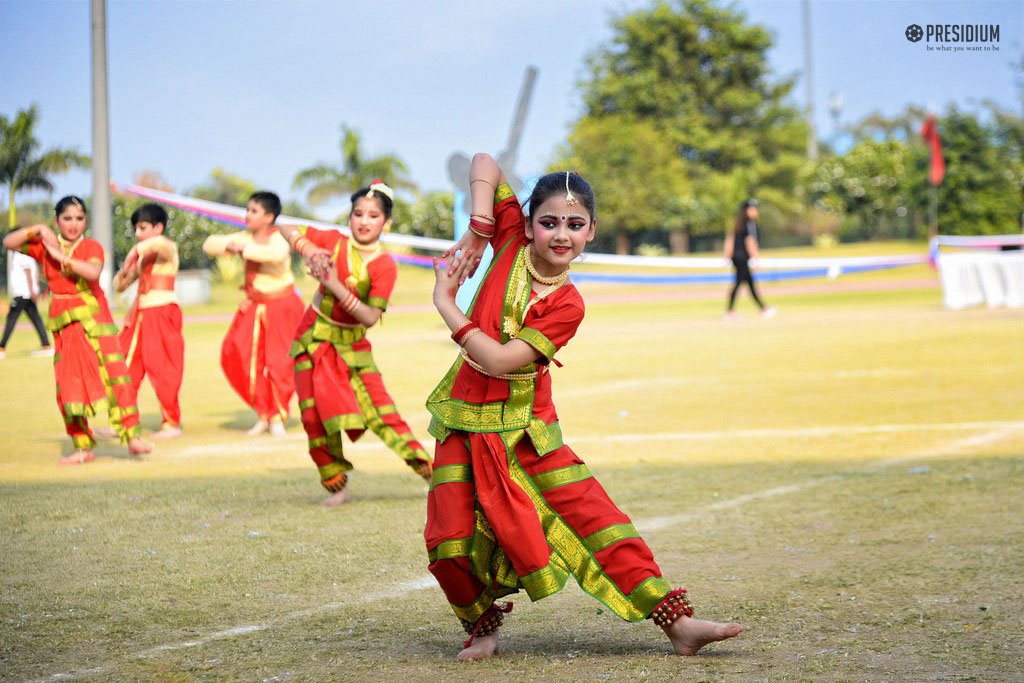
left=114, top=183, right=931, bottom=285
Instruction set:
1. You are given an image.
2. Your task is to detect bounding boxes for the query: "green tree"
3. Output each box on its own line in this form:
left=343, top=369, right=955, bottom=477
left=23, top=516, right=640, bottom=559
left=293, top=125, right=417, bottom=207
left=811, top=104, right=1024, bottom=239
left=0, top=105, right=90, bottom=228
left=189, top=167, right=259, bottom=207
left=930, top=106, right=1023, bottom=235
left=406, top=191, right=454, bottom=240
left=568, top=0, right=807, bottom=252
left=555, top=116, right=689, bottom=254
left=986, top=101, right=1024, bottom=232
left=807, top=138, right=921, bottom=240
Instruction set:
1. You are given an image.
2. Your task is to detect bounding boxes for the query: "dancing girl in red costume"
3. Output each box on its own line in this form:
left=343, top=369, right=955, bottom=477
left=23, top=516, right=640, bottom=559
left=3, top=196, right=152, bottom=464
left=425, top=154, right=743, bottom=660
left=280, top=181, right=432, bottom=505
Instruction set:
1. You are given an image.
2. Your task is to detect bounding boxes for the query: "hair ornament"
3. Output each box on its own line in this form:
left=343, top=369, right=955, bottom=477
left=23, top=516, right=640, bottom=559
left=366, top=179, right=394, bottom=201
left=564, top=172, right=577, bottom=206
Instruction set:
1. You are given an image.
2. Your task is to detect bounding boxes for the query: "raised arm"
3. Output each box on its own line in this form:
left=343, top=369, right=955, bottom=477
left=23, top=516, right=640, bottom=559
left=202, top=233, right=231, bottom=257
left=432, top=253, right=539, bottom=376
left=3, top=224, right=56, bottom=251
left=442, top=153, right=510, bottom=281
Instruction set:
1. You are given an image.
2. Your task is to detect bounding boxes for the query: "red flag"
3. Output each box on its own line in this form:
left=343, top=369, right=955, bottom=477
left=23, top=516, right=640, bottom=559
left=920, top=115, right=945, bottom=186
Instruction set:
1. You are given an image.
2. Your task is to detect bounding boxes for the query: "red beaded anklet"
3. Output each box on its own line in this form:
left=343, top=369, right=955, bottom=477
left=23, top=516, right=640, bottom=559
left=649, top=588, right=694, bottom=628
left=461, top=601, right=513, bottom=647
left=321, top=472, right=348, bottom=492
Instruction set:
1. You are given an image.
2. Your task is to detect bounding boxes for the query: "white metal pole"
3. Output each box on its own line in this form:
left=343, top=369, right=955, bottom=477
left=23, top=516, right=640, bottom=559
left=91, top=0, right=113, bottom=298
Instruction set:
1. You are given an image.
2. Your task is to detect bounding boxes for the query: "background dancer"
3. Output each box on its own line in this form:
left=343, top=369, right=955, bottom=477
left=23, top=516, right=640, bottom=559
left=281, top=181, right=432, bottom=505
left=425, top=154, right=742, bottom=661
left=203, top=191, right=304, bottom=436
left=113, top=203, right=185, bottom=439
left=2, top=196, right=152, bottom=464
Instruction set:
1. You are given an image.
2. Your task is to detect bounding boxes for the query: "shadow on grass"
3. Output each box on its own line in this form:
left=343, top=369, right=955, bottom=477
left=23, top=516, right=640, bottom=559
left=216, top=409, right=303, bottom=432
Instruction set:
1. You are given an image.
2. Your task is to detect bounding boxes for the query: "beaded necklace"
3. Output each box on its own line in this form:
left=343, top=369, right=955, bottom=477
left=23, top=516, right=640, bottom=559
left=524, top=246, right=569, bottom=287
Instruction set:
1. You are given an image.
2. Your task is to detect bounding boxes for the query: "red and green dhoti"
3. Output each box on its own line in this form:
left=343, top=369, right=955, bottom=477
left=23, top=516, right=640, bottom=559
left=291, top=315, right=431, bottom=490
left=52, top=298, right=142, bottom=450
left=425, top=428, right=671, bottom=626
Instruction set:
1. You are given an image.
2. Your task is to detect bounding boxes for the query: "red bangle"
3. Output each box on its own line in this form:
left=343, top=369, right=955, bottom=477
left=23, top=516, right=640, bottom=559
left=451, top=322, right=479, bottom=345
left=341, top=290, right=359, bottom=313
left=468, top=218, right=495, bottom=237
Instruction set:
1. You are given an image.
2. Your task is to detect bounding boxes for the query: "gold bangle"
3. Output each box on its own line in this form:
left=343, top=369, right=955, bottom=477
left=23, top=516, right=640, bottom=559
left=470, top=178, right=495, bottom=190
left=451, top=320, right=472, bottom=337
left=24, top=226, right=39, bottom=239
left=468, top=226, right=493, bottom=239
left=469, top=213, right=495, bottom=223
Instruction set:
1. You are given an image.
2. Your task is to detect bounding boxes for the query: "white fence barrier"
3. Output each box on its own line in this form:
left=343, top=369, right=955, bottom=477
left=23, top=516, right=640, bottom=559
left=937, top=251, right=1024, bottom=309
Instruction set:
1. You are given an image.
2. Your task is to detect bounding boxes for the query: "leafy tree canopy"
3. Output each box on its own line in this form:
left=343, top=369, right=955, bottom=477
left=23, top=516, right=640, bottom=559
left=0, top=104, right=90, bottom=228
left=565, top=0, right=807, bottom=249
left=293, top=125, right=417, bottom=207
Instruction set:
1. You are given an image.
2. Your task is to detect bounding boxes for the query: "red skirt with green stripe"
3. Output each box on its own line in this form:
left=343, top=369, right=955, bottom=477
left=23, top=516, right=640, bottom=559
left=425, top=431, right=671, bottom=626
left=52, top=317, right=141, bottom=447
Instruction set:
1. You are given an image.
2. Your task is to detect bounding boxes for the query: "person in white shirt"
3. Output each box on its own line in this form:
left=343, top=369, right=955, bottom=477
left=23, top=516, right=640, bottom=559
left=1, top=248, right=52, bottom=358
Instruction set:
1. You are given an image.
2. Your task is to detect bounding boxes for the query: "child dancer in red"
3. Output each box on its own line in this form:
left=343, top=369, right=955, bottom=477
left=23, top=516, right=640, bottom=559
left=113, top=203, right=184, bottom=439
left=426, top=155, right=742, bottom=660
left=203, top=191, right=304, bottom=436
left=280, top=181, right=431, bottom=505
left=2, top=196, right=152, bottom=464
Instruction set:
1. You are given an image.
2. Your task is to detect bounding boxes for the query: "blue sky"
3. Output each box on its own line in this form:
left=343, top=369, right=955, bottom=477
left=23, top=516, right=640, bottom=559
left=1, top=0, right=1021, bottom=214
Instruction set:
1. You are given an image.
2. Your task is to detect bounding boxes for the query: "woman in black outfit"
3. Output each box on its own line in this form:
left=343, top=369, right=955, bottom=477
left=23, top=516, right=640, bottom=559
left=723, top=199, right=776, bottom=319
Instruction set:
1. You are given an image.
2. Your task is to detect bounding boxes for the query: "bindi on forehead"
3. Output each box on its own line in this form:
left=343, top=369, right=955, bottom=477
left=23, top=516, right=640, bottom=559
left=541, top=213, right=588, bottom=222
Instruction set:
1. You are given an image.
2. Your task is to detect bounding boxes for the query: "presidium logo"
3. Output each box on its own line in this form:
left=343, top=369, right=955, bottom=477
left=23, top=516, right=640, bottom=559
left=906, top=23, right=1001, bottom=52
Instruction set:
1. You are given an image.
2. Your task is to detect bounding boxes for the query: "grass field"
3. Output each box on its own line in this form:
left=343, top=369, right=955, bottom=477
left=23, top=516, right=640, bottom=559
left=1, top=254, right=1022, bottom=681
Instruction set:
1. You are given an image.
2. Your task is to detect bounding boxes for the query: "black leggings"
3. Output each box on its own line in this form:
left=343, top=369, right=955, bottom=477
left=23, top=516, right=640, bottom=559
left=727, top=259, right=765, bottom=310
left=1, top=297, right=50, bottom=347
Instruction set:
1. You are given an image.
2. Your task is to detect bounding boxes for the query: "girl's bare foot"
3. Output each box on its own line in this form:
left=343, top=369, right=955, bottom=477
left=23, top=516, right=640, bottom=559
left=664, top=615, right=743, bottom=656
left=456, top=631, right=499, bottom=661
left=246, top=419, right=269, bottom=436
left=93, top=427, right=117, bottom=439
left=321, top=487, right=351, bottom=506
left=59, top=450, right=95, bottom=466
left=128, top=437, right=153, bottom=455
left=150, top=425, right=182, bottom=440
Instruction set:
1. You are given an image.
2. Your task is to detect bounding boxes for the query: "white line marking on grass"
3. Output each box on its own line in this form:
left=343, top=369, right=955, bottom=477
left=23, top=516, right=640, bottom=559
left=637, top=482, right=824, bottom=532
left=194, top=420, right=1023, bottom=458
left=177, top=435, right=306, bottom=458
left=874, top=422, right=1024, bottom=467
left=34, top=577, right=439, bottom=681
left=569, top=420, right=1024, bottom=444
left=636, top=422, right=1024, bottom=534
left=140, top=625, right=268, bottom=654
left=135, top=576, right=439, bottom=657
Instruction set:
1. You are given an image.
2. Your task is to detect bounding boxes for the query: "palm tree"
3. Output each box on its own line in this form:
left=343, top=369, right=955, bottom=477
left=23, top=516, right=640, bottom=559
left=292, top=124, right=417, bottom=207
left=0, top=105, right=91, bottom=228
